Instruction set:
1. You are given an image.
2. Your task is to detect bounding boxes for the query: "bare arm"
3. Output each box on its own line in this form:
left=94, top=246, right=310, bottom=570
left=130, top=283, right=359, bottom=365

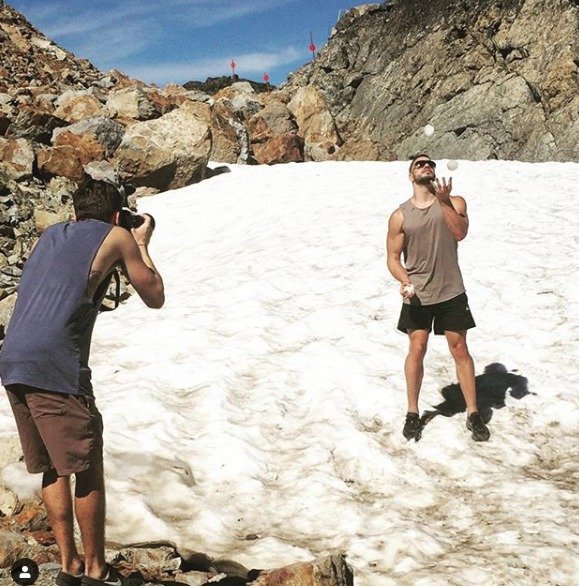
left=87, top=216, right=164, bottom=308
left=119, top=216, right=165, bottom=308
left=386, top=209, right=414, bottom=299
left=432, top=178, right=469, bottom=241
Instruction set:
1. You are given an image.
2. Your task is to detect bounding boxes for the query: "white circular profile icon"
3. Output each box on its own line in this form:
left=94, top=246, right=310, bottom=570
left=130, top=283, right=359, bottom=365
left=11, top=558, right=39, bottom=585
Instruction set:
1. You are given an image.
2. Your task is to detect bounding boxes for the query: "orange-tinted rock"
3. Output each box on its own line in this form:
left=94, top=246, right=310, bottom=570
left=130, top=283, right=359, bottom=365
left=37, top=145, right=85, bottom=181
left=252, top=133, right=304, bottom=165
left=53, top=131, right=105, bottom=163
left=251, top=555, right=353, bottom=586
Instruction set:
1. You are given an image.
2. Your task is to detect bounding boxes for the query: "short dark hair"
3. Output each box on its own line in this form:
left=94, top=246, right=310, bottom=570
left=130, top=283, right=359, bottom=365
left=409, top=153, right=431, bottom=173
left=73, top=177, right=123, bottom=222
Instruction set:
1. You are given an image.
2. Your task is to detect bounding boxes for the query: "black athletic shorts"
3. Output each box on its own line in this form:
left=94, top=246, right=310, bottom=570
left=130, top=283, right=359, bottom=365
left=397, top=292, right=476, bottom=335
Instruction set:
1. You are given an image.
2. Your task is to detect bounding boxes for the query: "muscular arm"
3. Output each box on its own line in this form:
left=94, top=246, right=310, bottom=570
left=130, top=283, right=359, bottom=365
left=432, top=177, right=469, bottom=241
left=439, top=195, right=469, bottom=241
left=90, top=218, right=164, bottom=309
left=116, top=222, right=165, bottom=309
left=386, top=208, right=410, bottom=286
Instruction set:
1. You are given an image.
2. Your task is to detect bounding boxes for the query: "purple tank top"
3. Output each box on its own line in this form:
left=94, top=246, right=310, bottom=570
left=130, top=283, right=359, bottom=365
left=0, top=219, right=113, bottom=396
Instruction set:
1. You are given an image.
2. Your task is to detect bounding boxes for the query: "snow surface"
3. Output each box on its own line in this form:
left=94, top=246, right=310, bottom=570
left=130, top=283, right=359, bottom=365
left=1, top=160, right=578, bottom=585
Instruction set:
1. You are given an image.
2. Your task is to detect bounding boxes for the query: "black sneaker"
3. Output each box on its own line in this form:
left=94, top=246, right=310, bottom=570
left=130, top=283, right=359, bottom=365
left=403, top=412, right=421, bottom=440
left=466, top=412, right=490, bottom=442
left=56, top=570, right=83, bottom=586
left=80, top=566, right=143, bottom=586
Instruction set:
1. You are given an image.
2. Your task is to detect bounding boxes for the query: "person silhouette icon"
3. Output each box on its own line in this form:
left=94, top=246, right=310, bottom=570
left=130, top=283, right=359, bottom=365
left=10, top=558, right=39, bottom=585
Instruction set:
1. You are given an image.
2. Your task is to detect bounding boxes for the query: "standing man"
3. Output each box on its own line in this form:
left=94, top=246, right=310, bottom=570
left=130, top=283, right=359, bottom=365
left=386, top=154, right=490, bottom=442
left=0, top=178, right=164, bottom=586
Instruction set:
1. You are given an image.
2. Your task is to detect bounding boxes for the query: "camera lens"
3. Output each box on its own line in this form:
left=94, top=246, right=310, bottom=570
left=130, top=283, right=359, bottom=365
left=131, top=214, right=145, bottom=228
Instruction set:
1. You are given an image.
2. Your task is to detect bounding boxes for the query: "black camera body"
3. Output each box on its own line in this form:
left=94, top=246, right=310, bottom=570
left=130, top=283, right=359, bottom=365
left=119, top=209, right=150, bottom=231
left=118, top=183, right=155, bottom=232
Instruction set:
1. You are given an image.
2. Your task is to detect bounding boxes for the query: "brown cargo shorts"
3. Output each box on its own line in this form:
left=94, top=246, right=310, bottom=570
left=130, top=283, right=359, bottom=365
left=6, top=384, right=103, bottom=476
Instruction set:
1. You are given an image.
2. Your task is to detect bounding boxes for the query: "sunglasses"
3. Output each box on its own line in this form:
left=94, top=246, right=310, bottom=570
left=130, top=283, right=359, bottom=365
left=413, top=159, right=436, bottom=169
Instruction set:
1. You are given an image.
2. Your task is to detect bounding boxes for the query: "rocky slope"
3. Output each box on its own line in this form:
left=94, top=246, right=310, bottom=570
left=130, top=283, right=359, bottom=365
left=284, top=0, right=578, bottom=162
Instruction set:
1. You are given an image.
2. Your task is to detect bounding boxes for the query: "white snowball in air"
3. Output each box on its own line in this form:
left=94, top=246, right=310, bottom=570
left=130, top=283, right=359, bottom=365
left=423, top=124, right=435, bottom=136
left=447, top=160, right=459, bottom=171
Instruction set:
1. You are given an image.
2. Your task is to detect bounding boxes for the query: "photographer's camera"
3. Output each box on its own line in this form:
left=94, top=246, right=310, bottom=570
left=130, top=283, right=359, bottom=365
left=119, top=209, right=155, bottom=231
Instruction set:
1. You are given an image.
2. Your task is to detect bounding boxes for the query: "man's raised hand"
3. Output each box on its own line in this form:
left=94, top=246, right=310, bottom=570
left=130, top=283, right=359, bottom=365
left=432, top=177, right=452, bottom=203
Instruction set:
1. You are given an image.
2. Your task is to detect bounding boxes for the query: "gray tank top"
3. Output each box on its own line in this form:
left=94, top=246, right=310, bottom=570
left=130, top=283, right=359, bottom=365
left=0, top=219, right=113, bottom=396
left=399, top=198, right=465, bottom=305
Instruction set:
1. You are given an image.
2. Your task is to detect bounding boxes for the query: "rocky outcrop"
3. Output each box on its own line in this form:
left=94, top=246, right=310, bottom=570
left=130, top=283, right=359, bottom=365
left=283, top=0, right=578, bottom=162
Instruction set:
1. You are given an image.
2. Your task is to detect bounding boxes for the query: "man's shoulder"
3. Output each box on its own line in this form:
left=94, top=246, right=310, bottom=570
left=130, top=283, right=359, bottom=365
left=388, top=206, right=405, bottom=230
left=390, top=198, right=410, bottom=215
left=100, top=225, right=130, bottom=249
left=449, top=195, right=467, bottom=213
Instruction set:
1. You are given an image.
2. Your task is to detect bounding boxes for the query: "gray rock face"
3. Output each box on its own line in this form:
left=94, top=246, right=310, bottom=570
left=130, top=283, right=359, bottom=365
left=284, top=0, right=578, bottom=162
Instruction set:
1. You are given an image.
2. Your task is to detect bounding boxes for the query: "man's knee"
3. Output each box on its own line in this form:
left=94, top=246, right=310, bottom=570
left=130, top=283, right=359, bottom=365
left=408, top=337, right=428, bottom=359
left=448, top=339, right=470, bottom=361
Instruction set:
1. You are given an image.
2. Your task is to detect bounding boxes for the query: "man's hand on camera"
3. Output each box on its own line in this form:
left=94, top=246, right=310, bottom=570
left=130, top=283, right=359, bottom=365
left=132, top=214, right=154, bottom=247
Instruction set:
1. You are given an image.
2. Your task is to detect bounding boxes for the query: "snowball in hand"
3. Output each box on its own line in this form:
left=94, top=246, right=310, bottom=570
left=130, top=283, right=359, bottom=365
left=403, top=284, right=415, bottom=298
left=423, top=124, right=435, bottom=136
left=447, top=160, right=459, bottom=171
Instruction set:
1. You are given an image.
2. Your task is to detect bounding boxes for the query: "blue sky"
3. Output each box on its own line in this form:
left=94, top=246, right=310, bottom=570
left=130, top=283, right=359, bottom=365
left=8, top=0, right=369, bottom=86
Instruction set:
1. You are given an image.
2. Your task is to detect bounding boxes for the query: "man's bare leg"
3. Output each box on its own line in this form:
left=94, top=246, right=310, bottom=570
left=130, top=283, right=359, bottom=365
left=444, top=329, right=477, bottom=414
left=404, top=329, right=429, bottom=413
left=75, top=463, right=107, bottom=580
left=42, top=471, right=84, bottom=576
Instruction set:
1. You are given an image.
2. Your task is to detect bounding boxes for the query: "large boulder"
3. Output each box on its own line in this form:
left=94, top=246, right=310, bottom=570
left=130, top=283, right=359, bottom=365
left=252, top=133, right=304, bottom=165
left=287, top=85, right=341, bottom=161
left=251, top=555, right=353, bottom=586
left=6, top=107, right=66, bottom=144
left=333, top=139, right=396, bottom=162
left=113, top=101, right=212, bottom=190
left=52, top=132, right=105, bottom=163
left=215, top=82, right=263, bottom=121
left=248, top=101, right=298, bottom=144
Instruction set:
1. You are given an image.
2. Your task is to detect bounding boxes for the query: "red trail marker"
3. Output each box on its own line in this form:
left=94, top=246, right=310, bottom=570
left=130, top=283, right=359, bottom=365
left=309, top=32, right=317, bottom=60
